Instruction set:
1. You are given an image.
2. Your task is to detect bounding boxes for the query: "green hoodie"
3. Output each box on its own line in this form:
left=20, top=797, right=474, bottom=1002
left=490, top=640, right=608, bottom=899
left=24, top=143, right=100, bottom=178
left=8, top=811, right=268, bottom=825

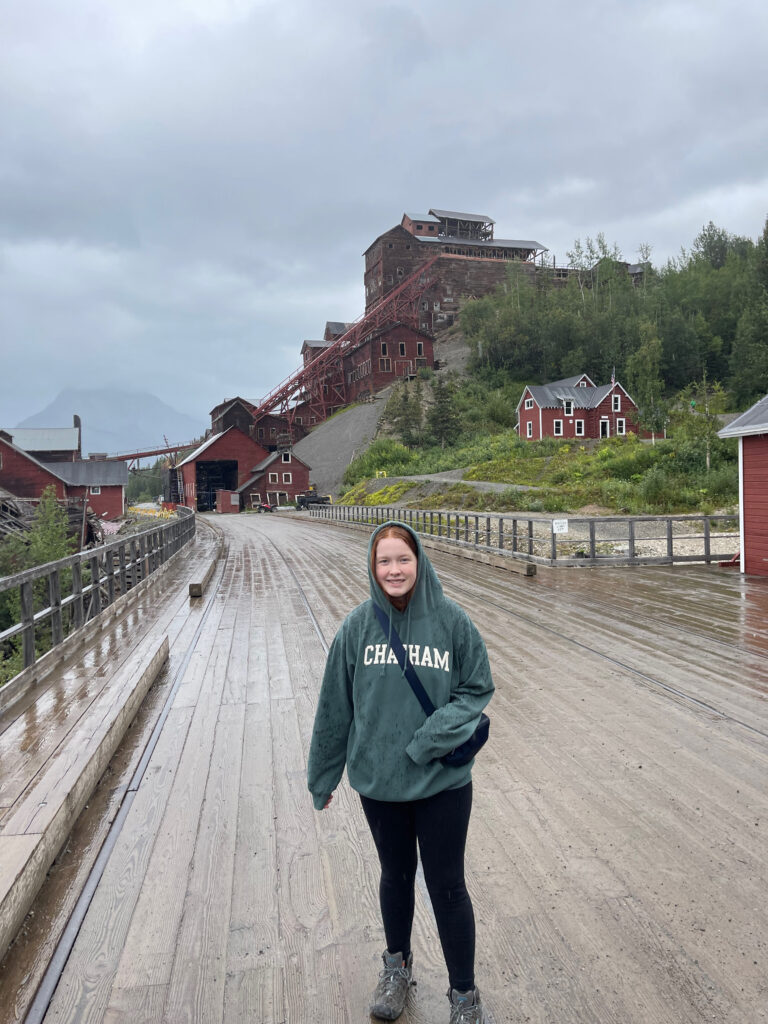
left=307, top=522, right=494, bottom=810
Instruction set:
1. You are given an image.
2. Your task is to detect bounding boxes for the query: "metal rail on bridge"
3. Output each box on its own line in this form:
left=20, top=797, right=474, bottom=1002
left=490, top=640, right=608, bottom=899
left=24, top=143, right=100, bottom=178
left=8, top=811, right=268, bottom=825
left=309, top=504, right=740, bottom=568
left=0, top=508, right=196, bottom=682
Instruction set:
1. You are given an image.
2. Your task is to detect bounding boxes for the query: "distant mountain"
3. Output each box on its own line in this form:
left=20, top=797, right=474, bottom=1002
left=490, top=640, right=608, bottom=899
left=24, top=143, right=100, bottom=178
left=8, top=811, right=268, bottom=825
left=16, top=389, right=206, bottom=458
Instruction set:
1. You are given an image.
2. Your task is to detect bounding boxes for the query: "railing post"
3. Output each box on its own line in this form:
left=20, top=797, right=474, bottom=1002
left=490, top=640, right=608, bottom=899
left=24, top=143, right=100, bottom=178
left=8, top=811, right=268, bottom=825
left=485, top=516, right=491, bottom=547
left=666, top=519, right=673, bottom=560
left=550, top=524, right=557, bottom=562
left=527, top=520, right=534, bottom=555
left=72, top=561, right=84, bottom=629
left=499, top=517, right=504, bottom=550
left=90, top=555, right=102, bottom=617
left=20, top=579, right=35, bottom=668
left=106, top=549, right=116, bottom=605
left=49, top=569, right=63, bottom=646
left=589, top=521, right=596, bottom=560
left=628, top=520, right=636, bottom=562
left=118, top=543, right=127, bottom=595
left=704, top=517, right=711, bottom=563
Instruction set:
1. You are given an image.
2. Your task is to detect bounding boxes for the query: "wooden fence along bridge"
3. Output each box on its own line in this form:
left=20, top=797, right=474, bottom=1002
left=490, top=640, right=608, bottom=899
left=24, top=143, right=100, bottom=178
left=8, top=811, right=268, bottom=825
left=1, top=510, right=767, bottom=1023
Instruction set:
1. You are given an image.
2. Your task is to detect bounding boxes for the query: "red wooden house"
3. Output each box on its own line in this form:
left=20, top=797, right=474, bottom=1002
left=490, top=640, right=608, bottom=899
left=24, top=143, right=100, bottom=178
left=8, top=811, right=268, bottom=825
left=236, top=450, right=311, bottom=508
left=516, top=374, right=647, bottom=441
left=177, top=427, right=270, bottom=512
left=0, top=432, right=127, bottom=519
left=718, top=393, right=768, bottom=576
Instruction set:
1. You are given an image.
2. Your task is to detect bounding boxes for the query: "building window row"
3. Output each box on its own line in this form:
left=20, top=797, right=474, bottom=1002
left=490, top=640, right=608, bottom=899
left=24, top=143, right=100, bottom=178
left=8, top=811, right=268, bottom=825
left=348, top=358, right=372, bottom=384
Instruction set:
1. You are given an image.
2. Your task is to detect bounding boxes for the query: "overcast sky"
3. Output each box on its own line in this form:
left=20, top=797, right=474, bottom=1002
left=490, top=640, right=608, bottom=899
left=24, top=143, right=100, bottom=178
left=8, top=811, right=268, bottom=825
left=2, top=0, right=767, bottom=431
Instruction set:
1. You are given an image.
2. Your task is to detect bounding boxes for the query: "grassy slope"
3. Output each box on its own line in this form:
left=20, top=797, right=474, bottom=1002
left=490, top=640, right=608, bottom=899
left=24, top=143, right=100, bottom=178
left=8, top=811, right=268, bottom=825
left=339, top=432, right=739, bottom=515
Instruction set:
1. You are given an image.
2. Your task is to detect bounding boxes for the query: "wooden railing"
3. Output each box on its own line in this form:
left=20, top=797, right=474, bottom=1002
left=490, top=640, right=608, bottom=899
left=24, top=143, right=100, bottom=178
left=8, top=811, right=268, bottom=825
left=309, top=504, right=740, bottom=568
left=0, top=508, right=195, bottom=679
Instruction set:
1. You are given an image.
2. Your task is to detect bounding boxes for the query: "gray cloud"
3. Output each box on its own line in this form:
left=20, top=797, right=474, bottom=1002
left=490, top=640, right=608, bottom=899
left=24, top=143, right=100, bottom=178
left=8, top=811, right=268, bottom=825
left=2, top=0, right=767, bottom=428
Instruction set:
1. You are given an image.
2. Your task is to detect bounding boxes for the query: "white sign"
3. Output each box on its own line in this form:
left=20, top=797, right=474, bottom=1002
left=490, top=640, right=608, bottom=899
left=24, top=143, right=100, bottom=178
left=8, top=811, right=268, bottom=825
left=552, top=519, right=569, bottom=534
left=231, top=494, right=239, bottom=505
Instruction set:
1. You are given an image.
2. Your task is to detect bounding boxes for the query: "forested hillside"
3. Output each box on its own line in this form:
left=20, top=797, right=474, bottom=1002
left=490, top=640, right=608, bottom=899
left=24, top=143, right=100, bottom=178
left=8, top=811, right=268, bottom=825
left=460, top=219, right=768, bottom=427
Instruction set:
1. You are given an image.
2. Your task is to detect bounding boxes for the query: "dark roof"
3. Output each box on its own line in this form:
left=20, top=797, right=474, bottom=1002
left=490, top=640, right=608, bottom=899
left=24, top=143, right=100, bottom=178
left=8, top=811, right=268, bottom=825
left=301, top=339, right=333, bottom=351
left=418, top=235, right=546, bottom=252
left=547, top=374, right=595, bottom=388
left=41, top=460, right=128, bottom=486
left=325, top=321, right=351, bottom=336
left=428, top=208, right=495, bottom=224
left=718, top=394, right=768, bottom=438
left=522, top=383, right=615, bottom=411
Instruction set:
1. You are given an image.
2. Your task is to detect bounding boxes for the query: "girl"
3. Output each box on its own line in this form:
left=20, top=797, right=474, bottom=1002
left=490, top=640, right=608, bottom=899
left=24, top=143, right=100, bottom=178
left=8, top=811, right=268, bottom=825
left=308, top=522, right=494, bottom=1023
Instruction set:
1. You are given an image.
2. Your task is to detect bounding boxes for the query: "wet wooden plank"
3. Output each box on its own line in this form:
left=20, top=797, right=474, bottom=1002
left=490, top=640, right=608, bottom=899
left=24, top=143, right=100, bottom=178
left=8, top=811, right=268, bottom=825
left=23, top=515, right=768, bottom=1024
left=42, top=706, right=194, bottom=1023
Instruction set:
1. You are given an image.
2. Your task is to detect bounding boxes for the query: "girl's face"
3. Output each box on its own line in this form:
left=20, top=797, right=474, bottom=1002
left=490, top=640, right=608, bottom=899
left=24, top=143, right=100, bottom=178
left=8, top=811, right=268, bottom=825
left=374, top=536, right=418, bottom=601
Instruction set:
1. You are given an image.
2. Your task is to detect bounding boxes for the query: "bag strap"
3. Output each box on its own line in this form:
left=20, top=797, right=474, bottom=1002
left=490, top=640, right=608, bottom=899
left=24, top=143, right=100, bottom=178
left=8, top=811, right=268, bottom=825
left=372, top=602, right=436, bottom=718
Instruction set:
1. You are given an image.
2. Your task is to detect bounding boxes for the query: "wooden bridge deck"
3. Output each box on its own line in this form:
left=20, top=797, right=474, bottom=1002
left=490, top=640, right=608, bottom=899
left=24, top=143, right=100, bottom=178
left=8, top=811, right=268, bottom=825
left=1, top=514, right=767, bottom=1023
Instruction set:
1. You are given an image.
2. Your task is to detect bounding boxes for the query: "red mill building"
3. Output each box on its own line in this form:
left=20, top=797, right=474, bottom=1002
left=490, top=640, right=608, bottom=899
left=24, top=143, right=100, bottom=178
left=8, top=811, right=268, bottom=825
left=364, top=208, right=547, bottom=331
left=212, top=207, right=545, bottom=441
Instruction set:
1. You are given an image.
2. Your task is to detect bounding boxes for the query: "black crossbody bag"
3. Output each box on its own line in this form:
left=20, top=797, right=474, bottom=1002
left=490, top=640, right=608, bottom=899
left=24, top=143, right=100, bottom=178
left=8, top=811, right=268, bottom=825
left=372, top=603, right=490, bottom=767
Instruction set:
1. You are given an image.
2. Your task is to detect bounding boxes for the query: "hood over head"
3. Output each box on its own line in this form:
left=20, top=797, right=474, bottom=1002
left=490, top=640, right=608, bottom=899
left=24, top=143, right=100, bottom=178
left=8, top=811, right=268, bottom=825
left=367, top=520, right=444, bottom=620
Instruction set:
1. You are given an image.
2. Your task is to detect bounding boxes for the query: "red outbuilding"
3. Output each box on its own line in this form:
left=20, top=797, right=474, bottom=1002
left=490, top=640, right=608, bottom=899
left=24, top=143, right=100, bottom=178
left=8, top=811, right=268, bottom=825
left=236, top=450, right=311, bottom=508
left=176, top=427, right=270, bottom=511
left=516, top=374, right=648, bottom=441
left=0, top=432, right=69, bottom=499
left=0, top=432, right=127, bottom=519
left=718, top=393, right=768, bottom=576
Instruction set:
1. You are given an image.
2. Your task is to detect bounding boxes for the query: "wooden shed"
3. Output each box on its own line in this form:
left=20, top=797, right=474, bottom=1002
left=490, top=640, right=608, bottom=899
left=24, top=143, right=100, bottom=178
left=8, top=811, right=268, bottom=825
left=718, top=393, right=768, bottom=576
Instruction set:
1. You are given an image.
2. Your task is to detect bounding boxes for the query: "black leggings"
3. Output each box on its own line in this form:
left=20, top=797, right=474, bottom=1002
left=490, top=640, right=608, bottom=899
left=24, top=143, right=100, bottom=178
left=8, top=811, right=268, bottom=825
left=360, top=782, right=475, bottom=992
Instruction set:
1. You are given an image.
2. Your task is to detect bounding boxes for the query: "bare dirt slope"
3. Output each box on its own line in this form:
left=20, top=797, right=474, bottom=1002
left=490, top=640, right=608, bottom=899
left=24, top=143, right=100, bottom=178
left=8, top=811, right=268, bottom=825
left=292, top=387, right=393, bottom=498
left=292, top=330, right=472, bottom=500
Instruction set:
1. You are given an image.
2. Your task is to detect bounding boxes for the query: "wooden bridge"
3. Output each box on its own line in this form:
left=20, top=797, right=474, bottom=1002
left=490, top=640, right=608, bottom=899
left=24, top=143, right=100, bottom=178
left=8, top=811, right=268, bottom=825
left=1, top=513, right=767, bottom=1023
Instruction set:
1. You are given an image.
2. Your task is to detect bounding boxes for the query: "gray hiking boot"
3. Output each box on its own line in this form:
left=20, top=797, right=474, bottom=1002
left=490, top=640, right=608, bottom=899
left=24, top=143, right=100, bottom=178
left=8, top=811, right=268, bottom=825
left=448, top=986, right=486, bottom=1023
left=370, top=950, right=414, bottom=1020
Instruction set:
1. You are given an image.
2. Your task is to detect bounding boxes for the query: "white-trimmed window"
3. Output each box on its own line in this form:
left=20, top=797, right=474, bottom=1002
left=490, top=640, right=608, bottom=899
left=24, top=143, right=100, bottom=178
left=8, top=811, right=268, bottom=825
left=579, top=380, right=588, bottom=387
left=417, top=342, right=424, bottom=356
left=399, top=342, right=406, bottom=356
left=526, top=421, right=533, bottom=438
left=575, top=420, right=585, bottom=437
left=268, top=472, right=278, bottom=483
left=90, top=485, right=101, bottom=495
left=564, top=400, right=573, bottom=416
left=381, top=342, right=388, bottom=356
left=612, top=394, right=621, bottom=412
left=282, top=472, right=292, bottom=484
left=553, top=420, right=563, bottom=436
left=617, top=418, right=626, bottom=435
left=380, top=357, right=391, bottom=372
left=258, top=427, right=264, bottom=438
left=282, top=452, right=291, bottom=463
left=524, top=398, right=534, bottom=410
left=295, top=416, right=302, bottom=425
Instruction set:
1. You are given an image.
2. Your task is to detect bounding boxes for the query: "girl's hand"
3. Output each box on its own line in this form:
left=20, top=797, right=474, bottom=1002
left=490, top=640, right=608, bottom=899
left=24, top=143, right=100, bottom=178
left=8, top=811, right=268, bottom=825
left=323, top=794, right=334, bottom=809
